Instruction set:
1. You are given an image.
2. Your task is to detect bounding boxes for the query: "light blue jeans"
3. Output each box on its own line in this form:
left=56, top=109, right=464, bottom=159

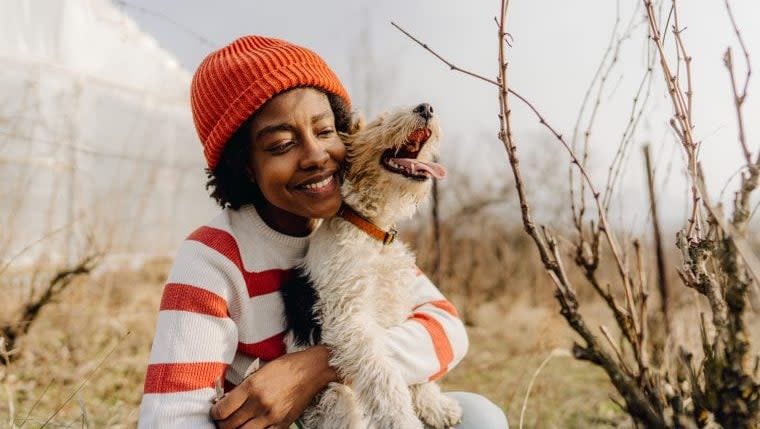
left=429, top=392, right=508, bottom=429
left=292, top=391, right=508, bottom=428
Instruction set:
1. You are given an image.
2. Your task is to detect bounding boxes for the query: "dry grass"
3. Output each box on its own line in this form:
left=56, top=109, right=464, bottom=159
left=0, top=254, right=733, bottom=429
left=0, top=266, right=757, bottom=428
left=0, top=255, right=620, bottom=428
left=441, top=296, right=627, bottom=429
left=0, top=262, right=169, bottom=428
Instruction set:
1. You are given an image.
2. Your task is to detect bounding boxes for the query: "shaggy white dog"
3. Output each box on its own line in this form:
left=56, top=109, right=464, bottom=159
left=283, top=103, right=463, bottom=429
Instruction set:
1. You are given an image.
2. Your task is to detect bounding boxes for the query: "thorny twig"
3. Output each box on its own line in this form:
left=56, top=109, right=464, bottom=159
left=391, top=22, right=500, bottom=88
left=672, top=0, right=694, bottom=134
left=643, top=0, right=703, bottom=241
left=603, top=41, right=655, bottom=212
left=722, top=0, right=757, bottom=236
left=723, top=0, right=752, bottom=146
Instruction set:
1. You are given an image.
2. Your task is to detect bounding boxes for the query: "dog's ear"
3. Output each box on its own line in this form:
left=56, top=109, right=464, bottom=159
left=348, top=112, right=365, bottom=135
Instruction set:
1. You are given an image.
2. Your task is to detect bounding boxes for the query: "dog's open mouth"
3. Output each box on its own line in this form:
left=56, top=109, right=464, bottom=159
left=380, top=128, right=447, bottom=181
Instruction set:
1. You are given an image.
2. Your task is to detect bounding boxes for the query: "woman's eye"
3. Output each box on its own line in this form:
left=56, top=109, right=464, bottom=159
left=269, top=141, right=295, bottom=154
left=318, top=128, right=335, bottom=137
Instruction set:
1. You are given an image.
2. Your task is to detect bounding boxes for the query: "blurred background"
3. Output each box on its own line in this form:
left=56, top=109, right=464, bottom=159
left=1, top=0, right=759, bottom=427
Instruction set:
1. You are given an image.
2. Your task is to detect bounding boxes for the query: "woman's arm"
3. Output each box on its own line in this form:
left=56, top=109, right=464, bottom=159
left=384, top=269, right=469, bottom=385
left=138, top=238, right=240, bottom=428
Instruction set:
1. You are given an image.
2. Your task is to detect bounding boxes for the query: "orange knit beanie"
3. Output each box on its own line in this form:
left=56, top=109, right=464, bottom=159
left=190, top=35, right=351, bottom=170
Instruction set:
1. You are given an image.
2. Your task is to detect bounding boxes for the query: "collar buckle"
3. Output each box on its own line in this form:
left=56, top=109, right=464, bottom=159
left=383, top=228, right=397, bottom=245
left=338, top=203, right=397, bottom=246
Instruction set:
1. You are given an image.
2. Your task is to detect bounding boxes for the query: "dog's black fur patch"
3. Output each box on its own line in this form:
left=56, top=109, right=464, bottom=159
left=280, top=267, right=322, bottom=347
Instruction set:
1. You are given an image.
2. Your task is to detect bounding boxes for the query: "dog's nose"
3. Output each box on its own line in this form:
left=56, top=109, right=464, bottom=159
left=413, top=103, right=434, bottom=120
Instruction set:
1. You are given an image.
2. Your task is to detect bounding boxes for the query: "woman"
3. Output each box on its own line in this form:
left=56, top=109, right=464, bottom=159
left=138, top=35, right=507, bottom=429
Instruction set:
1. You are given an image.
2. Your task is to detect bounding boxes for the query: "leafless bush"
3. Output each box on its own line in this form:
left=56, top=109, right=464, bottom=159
left=1, top=248, right=101, bottom=365
left=403, top=132, right=567, bottom=325
left=396, top=0, right=760, bottom=426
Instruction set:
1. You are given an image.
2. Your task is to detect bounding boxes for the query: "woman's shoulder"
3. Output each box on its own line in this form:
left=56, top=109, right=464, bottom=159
left=165, top=205, right=307, bottom=308
left=176, top=205, right=308, bottom=275
left=176, top=206, right=258, bottom=273
left=184, top=207, right=240, bottom=253
left=161, top=209, right=247, bottom=306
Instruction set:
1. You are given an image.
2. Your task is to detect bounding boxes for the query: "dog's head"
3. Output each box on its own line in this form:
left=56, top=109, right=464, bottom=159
left=341, top=103, right=445, bottom=221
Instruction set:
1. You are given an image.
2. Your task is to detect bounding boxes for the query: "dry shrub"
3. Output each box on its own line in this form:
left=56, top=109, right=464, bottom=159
left=396, top=0, right=760, bottom=427
left=0, top=261, right=167, bottom=427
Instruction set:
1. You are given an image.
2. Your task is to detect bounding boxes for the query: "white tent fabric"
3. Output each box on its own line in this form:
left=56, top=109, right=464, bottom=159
left=0, top=0, right=189, bottom=99
left=0, top=0, right=215, bottom=266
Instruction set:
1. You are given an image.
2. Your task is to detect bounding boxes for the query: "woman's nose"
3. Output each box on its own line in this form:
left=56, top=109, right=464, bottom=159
left=299, top=133, right=330, bottom=169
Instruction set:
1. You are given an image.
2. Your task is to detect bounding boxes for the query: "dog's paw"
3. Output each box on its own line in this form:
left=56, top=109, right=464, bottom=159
left=418, top=394, right=463, bottom=429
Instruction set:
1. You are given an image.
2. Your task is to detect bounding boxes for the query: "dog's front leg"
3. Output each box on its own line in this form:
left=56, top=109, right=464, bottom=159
left=301, top=382, right=365, bottom=429
left=410, top=382, right=462, bottom=428
left=320, top=311, right=422, bottom=429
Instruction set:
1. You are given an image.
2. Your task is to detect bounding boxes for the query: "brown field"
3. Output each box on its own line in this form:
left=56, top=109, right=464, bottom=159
left=0, top=265, right=613, bottom=429
left=4, top=244, right=757, bottom=429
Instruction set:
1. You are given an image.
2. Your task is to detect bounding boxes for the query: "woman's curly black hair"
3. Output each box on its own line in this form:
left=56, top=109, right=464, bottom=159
left=205, top=90, right=351, bottom=210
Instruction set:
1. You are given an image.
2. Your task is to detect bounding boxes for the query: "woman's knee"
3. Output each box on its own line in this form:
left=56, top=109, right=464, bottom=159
left=446, top=391, right=509, bottom=429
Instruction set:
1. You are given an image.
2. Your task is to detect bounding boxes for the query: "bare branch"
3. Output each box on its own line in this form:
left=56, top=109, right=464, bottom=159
left=724, top=0, right=752, bottom=98
left=724, top=48, right=752, bottom=166
left=390, top=22, right=500, bottom=87
left=0, top=253, right=101, bottom=363
left=571, top=0, right=623, bottom=233
left=672, top=0, right=695, bottom=132
left=644, top=145, right=671, bottom=334
left=600, top=325, right=633, bottom=376
left=643, top=0, right=703, bottom=241
left=603, top=53, right=655, bottom=212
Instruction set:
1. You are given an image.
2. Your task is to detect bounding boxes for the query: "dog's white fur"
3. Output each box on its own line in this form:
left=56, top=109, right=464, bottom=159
left=288, top=105, right=462, bottom=428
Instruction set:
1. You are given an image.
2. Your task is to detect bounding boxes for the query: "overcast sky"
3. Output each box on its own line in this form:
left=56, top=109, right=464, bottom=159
left=119, top=0, right=760, bottom=231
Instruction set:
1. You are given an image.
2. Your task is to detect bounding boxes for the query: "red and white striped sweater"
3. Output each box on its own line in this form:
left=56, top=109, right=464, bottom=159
left=138, top=205, right=468, bottom=428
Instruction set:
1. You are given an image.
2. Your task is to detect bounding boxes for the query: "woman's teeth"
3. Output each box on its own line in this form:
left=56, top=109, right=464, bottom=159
left=303, top=175, right=333, bottom=190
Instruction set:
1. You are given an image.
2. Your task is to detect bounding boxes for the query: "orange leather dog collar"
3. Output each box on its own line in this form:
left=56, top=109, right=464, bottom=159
left=337, top=203, right=397, bottom=245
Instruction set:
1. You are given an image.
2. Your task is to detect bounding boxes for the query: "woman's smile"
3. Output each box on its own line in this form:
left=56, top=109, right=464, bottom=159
left=293, top=172, right=340, bottom=195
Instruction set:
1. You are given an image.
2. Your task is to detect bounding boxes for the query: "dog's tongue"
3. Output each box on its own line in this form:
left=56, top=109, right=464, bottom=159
left=391, top=158, right=447, bottom=179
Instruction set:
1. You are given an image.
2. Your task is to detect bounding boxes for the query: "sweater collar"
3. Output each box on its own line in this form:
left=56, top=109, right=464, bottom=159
left=240, top=204, right=320, bottom=250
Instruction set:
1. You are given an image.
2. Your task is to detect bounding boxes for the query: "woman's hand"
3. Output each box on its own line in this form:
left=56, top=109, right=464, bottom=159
left=211, top=345, right=338, bottom=429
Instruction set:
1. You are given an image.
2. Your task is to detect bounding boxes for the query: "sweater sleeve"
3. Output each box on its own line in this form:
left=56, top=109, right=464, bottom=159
left=384, top=268, right=469, bottom=385
left=138, top=236, right=242, bottom=429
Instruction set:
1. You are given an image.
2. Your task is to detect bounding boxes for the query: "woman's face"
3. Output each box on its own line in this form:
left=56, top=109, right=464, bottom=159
left=247, top=88, right=345, bottom=233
